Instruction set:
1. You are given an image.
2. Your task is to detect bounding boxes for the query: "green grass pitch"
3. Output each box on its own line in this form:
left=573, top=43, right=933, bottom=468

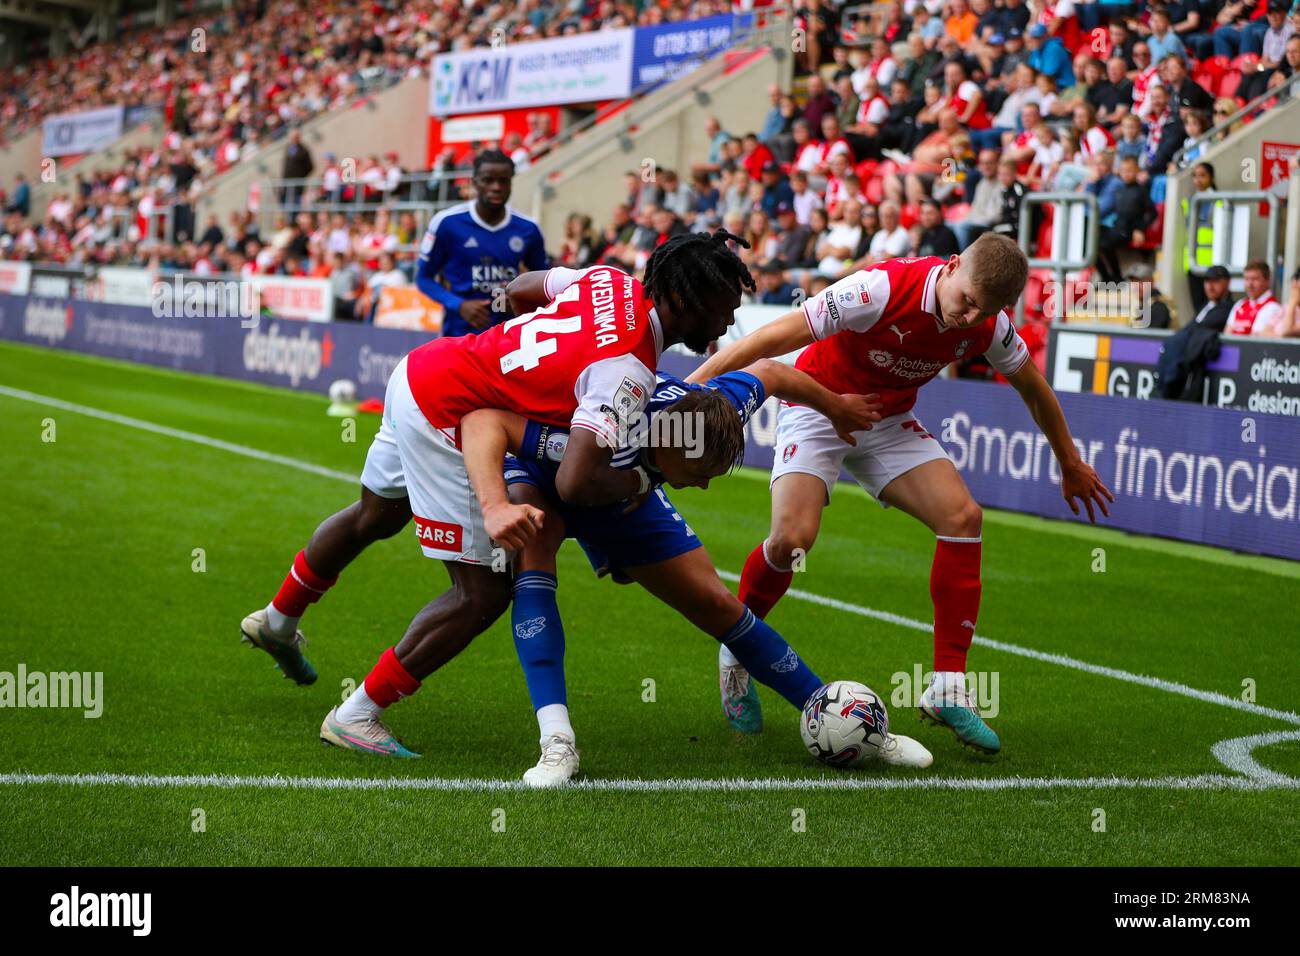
left=1, top=340, right=1297, bottom=866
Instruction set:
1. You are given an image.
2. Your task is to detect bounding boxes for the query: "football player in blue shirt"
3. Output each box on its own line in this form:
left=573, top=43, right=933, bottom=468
left=462, top=358, right=936, bottom=786
left=416, top=149, right=548, bottom=337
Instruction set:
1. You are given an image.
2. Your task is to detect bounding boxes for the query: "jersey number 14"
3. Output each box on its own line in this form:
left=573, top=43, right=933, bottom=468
left=499, top=284, right=584, bottom=374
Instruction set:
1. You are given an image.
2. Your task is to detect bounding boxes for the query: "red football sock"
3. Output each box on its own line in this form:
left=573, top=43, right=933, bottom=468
left=363, top=647, right=422, bottom=708
left=271, top=550, right=337, bottom=618
left=738, top=540, right=794, bottom=619
left=930, top=536, right=982, bottom=672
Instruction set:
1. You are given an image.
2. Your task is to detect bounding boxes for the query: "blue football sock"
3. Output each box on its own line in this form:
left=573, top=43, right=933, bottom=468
left=721, top=608, right=822, bottom=709
left=512, top=571, right=567, bottom=710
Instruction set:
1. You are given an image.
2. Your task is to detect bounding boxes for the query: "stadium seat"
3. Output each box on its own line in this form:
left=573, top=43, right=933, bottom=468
left=943, top=203, right=971, bottom=222
left=1218, top=71, right=1243, bottom=99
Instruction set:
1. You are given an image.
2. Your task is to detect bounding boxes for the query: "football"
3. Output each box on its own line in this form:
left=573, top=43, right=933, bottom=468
left=800, top=681, right=890, bottom=768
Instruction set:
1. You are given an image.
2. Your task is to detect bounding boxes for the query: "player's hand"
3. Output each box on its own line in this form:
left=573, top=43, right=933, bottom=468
left=460, top=298, right=494, bottom=329
left=483, top=501, right=544, bottom=550
left=1061, top=459, right=1114, bottom=524
left=830, top=393, right=884, bottom=445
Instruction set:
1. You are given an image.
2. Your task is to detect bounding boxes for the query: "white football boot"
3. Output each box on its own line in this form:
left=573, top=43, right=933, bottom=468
left=877, top=733, right=934, bottom=768
left=522, top=734, right=580, bottom=788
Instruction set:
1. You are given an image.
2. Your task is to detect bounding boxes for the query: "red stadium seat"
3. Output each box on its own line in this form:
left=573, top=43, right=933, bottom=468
left=1218, top=71, right=1243, bottom=99
left=1232, top=53, right=1260, bottom=72
left=943, top=203, right=971, bottom=222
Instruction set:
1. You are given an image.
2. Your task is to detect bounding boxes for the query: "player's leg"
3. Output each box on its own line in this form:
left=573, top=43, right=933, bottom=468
left=241, top=389, right=412, bottom=685
left=627, top=546, right=931, bottom=767
left=730, top=406, right=847, bottom=728
left=320, top=356, right=511, bottom=757
left=628, top=546, right=825, bottom=711
left=324, top=560, right=513, bottom=757
left=874, top=449, right=999, bottom=754
left=504, top=478, right=579, bottom=787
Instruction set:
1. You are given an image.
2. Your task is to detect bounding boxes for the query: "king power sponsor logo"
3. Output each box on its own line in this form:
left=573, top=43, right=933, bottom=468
left=242, top=322, right=333, bottom=387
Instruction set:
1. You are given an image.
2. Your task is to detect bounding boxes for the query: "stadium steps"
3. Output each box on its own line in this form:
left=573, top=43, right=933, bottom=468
left=195, top=75, right=431, bottom=230
left=513, top=23, right=793, bottom=241
left=1159, top=92, right=1300, bottom=328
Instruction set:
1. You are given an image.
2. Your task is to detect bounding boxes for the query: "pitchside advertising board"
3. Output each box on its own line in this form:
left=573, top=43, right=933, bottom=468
left=4, top=286, right=1298, bottom=562
left=663, top=351, right=1300, bottom=562
left=1049, top=324, right=1300, bottom=416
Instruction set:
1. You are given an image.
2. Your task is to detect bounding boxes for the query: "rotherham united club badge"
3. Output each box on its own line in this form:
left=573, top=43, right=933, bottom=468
left=783, top=443, right=798, bottom=463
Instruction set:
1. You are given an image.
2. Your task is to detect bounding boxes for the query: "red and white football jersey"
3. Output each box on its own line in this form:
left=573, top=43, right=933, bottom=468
left=797, top=257, right=1030, bottom=417
left=1226, top=293, right=1281, bottom=336
left=404, top=265, right=662, bottom=445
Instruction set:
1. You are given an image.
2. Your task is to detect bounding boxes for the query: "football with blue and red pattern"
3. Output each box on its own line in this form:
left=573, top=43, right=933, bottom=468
left=800, top=681, right=889, bottom=768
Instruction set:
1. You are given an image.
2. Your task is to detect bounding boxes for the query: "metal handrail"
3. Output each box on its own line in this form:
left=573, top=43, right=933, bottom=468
left=1171, top=69, right=1300, bottom=169
left=1184, top=190, right=1283, bottom=293
left=1016, top=191, right=1100, bottom=323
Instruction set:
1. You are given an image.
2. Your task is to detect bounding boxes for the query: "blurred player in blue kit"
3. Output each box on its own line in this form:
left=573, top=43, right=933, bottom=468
left=416, top=149, right=547, bottom=337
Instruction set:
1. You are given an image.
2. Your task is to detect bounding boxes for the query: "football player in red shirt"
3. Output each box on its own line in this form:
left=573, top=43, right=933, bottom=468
left=689, top=234, right=1114, bottom=754
left=239, top=232, right=757, bottom=757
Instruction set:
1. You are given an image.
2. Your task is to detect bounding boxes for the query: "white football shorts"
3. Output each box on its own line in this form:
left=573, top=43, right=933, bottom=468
left=360, top=355, right=495, bottom=564
left=770, top=402, right=951, bottom=505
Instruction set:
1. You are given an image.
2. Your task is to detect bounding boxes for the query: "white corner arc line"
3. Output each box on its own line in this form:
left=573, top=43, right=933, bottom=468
left=1, top=771, right=1296, bottom=792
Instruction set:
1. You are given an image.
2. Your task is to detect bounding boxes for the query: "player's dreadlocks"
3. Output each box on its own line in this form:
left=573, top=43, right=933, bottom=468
left=642, top=229, right=756, bottom=317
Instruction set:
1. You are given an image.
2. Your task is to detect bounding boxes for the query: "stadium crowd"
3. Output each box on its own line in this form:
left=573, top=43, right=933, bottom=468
left=3, top=0, right=1300, bottom=336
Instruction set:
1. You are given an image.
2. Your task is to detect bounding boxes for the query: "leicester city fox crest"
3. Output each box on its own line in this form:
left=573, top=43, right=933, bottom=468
left=515, top=617, right=546, bottom=640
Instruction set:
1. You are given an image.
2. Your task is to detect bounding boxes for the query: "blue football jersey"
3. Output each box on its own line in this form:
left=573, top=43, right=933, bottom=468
left=415, top=202, right=548, bottom=337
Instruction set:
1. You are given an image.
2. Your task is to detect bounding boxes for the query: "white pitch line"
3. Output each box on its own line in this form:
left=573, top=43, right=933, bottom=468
left=0, top=385, right=358, bottom=485
left=717, top=571, right=1300, bottom=729
left=1, top=771, right=1296, bottom=792
left=3, top=384, right=1298, bottom=786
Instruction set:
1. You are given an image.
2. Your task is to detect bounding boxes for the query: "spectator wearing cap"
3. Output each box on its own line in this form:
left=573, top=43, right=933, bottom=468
left=757, top=261, right=799, bottom=306
left=1188, top=265, right=1235, bottom=332
left=771, top=202, right=812, bottom=266
left=1026, top=24, right=1074, bottom=89
left=759, top=162, right=794, bottom=218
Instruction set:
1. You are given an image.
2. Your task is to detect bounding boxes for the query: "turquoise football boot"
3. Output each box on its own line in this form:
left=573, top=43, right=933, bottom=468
left=919, top=680, right=1001, bottom=754
left=719, top=648, right=763, bottom=735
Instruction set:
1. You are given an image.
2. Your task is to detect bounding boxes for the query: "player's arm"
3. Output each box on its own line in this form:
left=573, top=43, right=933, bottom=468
left=459, top=408, right=545, bottom=549
left=553, top=427, right=648, bottom=508
left=505, top=266, right=584, bottom=316
left=1005, top=360, right=1115, bottom=523
left=687, top=309, right=814, bottom=383
left=688, top=269, right=889, bottom=384
left=415, top=219, right=466, bottom=316
left=740, top=358, right=882, bottom=444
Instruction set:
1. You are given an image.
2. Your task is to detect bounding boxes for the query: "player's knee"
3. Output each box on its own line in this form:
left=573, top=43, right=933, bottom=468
left=767, top=528, right=816, bottom=568
left=946, top=499, right=983, bottom=538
